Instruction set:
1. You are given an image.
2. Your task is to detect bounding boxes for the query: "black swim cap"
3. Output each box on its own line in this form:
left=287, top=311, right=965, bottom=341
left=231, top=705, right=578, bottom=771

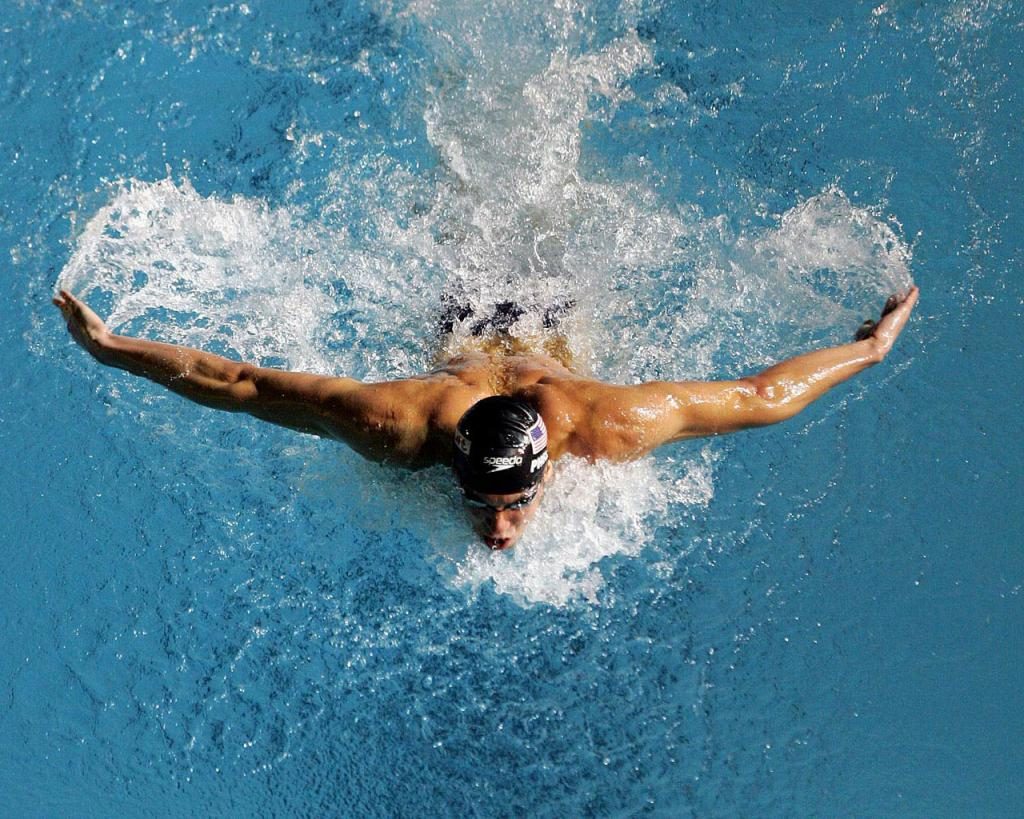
left=453, top=397, right=549, bottom=494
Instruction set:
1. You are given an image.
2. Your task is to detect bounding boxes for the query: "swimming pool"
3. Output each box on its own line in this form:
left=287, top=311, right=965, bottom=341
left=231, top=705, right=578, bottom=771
left=2, top=0, right=1021, bottom=815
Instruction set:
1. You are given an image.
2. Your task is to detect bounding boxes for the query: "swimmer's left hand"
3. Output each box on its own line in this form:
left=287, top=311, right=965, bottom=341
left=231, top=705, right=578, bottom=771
left=854, top=285, right=919, bottom=357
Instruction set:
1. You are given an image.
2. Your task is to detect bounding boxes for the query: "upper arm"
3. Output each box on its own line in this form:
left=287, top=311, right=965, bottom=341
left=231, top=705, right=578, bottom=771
left=662, top=378, right=791, bottom=438
left=179, top=362, right=339, bottom=435
left=317, top=377, right=442, bottom=463
left=218, top=366, right=440, bottom=464
left=567, top=378, right=783, bottom=460
left=254, top=368, right=456, bottom=464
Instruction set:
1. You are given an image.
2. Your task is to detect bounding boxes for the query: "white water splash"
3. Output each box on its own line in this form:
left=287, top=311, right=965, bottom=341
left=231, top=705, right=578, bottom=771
left=442, top=454, right=715, bottom=607
left=298, top=449, right=715, bottom=608
left=59, top=176, right=442, bottom=380
left=61, top=178, right=332, bottom=369
left=740, top=187, right=912, bottom=317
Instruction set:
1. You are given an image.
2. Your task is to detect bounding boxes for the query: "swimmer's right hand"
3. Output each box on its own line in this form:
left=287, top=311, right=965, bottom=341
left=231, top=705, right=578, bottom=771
left=53, top=289, right=111, bottom=359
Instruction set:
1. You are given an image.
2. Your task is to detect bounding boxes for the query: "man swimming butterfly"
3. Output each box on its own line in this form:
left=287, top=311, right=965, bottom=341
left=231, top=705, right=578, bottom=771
left=54, top=286, right=919, bottom=550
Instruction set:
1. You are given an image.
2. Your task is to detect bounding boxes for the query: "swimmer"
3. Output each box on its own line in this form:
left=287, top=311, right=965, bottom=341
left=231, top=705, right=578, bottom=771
left=54, top=286, right=919, bottom=551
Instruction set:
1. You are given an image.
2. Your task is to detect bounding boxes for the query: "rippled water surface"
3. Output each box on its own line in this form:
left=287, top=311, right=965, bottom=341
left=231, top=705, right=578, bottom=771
left=2, top=0, right=1021, bottom=815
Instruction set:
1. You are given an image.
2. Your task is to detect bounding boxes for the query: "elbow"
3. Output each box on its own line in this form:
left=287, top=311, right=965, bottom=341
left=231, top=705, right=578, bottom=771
left=740, top=378, right=799, bottom=425
left=222, top=364, right=260, bottom=403
left=746, top=376, right=788, bottom=409
left=226, top=381, right=259, bottom=403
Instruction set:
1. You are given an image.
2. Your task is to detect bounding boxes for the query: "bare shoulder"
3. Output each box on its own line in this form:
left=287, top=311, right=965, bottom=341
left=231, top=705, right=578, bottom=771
left=514, top=375, right=650, bottom=461
left=318, top=371, right=485, bottom=467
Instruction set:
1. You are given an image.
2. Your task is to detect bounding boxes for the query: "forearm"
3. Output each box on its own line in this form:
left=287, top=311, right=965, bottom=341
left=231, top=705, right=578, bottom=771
left=744, top=337, right=884, bottom=421
left=95, top=333, right=256, bottom=408
left=738, top=287, right=919, bottom=426
left=54, top=290, right=362, bottom=439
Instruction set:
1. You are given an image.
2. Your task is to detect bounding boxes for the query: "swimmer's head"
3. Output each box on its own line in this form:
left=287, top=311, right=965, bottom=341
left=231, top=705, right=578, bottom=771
left=453, top=397, right=551, bottom=550
left=454, top=397, right=549, bottom=492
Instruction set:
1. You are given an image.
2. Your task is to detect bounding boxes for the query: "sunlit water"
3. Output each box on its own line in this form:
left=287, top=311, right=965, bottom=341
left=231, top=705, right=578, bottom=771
left=2, top=0, right=1021, bottom=815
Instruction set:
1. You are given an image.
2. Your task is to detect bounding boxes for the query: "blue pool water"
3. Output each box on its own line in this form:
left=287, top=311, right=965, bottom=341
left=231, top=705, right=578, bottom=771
left=2, top=0, right=1022, bottom=815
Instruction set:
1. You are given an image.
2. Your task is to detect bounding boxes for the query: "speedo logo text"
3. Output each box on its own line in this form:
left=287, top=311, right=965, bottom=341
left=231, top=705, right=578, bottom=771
left=481, top=455, right=523, bottom=472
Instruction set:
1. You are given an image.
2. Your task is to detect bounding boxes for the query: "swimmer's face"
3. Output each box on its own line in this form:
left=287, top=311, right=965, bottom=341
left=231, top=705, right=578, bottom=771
left=459, top=464, right=551, bottom=551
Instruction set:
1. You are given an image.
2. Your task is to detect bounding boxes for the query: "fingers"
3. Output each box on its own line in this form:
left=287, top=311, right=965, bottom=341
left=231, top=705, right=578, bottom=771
left=53, top=290, right=88, bottom=321
left=855, top=285, right=919, bottom=344
left=854, top=319, right=877, bottom=342
left=879, top=285, right=920, bottom=319
left=884, top=286, right=919, bottom=323
left=873, top=285, right=918, bottom=347
left=52, top=290, right=92, bottom=338
left=52, top=289, right=74, bottom=312
left=896, top=285, right=918, bottom=305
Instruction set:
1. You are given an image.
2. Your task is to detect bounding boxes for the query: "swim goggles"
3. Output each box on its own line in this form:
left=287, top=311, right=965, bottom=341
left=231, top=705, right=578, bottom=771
left=461, top=483, right=540, bottom=512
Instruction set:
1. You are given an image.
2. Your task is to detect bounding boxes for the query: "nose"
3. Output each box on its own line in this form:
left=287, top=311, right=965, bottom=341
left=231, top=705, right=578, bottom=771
left=484, top=509, right=514, bottom=535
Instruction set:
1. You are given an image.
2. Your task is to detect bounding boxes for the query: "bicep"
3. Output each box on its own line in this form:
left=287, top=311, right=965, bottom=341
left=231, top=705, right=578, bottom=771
left=220, top=366, right=353, bottom=437
left=239, top=370, right=442, bottom=463
left=575, top=379, right=778, bottom=459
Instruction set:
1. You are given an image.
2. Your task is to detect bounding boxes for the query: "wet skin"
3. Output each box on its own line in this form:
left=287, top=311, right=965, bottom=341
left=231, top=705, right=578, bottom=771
left=54, top=288, right=919, bottom=552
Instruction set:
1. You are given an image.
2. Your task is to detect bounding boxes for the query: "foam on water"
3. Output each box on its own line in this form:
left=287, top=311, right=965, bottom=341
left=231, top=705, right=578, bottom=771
left=301, top=449, right=716, bottom=606
left=55, top=2, right=914, bottom=607
left=444, top=454, right=716, bottom=606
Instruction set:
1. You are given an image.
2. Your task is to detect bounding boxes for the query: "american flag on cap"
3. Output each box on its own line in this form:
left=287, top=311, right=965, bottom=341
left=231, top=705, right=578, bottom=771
left=528, top=416, right=547, bottom=454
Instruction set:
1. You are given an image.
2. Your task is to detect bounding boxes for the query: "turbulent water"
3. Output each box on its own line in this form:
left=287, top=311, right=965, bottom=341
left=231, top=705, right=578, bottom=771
left=5, top=0, right=1020, bottom=815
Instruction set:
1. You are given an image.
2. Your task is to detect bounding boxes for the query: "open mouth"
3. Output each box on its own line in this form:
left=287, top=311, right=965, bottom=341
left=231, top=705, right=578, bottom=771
left=484, top=536, right=512, bottom=550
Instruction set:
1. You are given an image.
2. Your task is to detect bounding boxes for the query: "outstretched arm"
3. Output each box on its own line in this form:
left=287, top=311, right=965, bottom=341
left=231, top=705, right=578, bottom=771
left=677, top=286, right=920, bottom=436
left=568, top=287, right=919, bottom=460
left=53, top=290, right=443, bottom=464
